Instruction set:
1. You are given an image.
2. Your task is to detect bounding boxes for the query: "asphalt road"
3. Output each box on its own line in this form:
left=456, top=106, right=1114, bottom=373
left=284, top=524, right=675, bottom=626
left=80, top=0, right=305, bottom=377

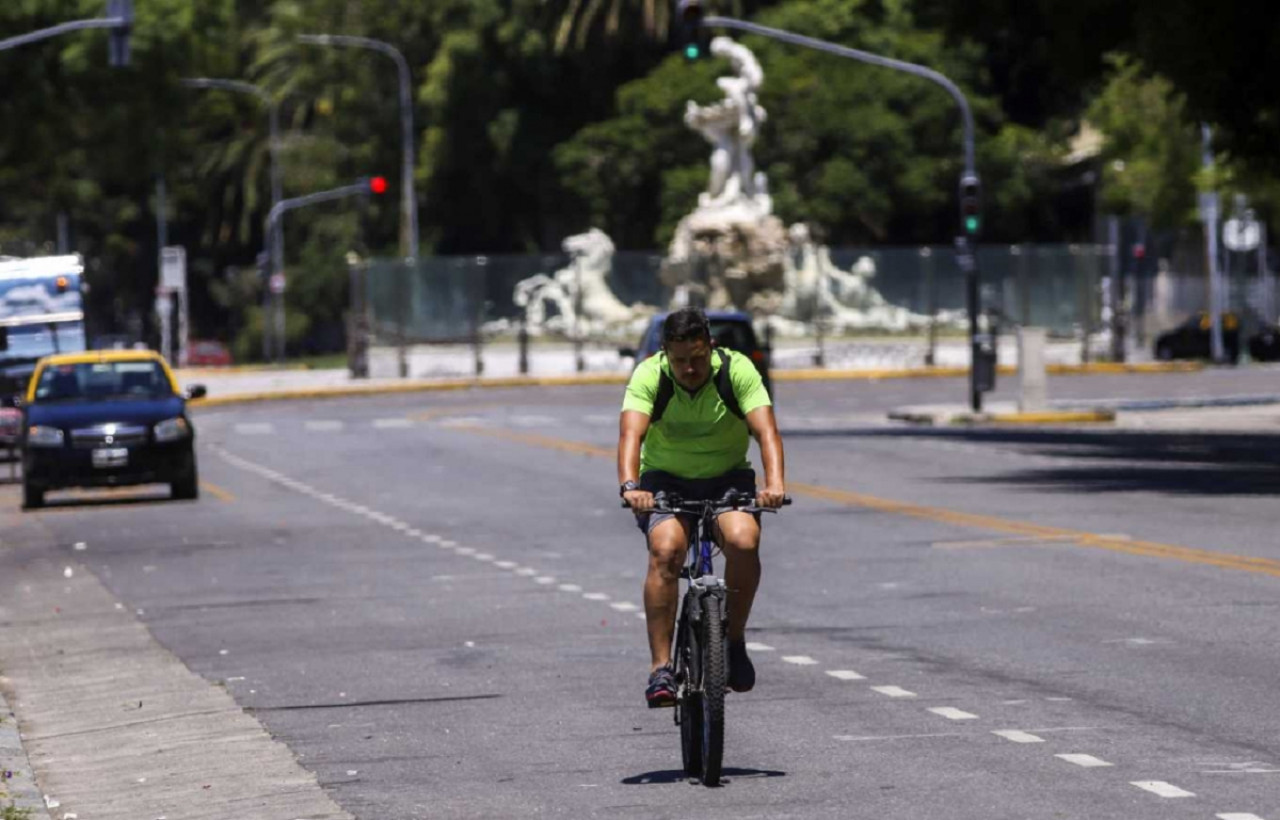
left=4, top=370, right=1280, bottom=819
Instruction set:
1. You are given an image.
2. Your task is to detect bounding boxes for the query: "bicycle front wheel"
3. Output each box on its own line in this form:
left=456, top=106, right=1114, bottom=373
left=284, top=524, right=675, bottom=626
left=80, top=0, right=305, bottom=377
left=698, top=593, right=727, bottom=785
left=677, top=599, right=703, bottom=778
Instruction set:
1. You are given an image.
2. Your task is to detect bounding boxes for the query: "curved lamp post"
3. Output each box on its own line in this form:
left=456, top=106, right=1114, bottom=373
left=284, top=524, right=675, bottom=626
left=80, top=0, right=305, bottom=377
left=297, top=33, right=419, bottom=264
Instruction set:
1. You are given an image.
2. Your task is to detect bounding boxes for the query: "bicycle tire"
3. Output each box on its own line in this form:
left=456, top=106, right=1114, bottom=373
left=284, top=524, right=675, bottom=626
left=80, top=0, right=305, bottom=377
left=698, top=593, right=727, bottom=785
left=676, top=596, right=703, bottom=778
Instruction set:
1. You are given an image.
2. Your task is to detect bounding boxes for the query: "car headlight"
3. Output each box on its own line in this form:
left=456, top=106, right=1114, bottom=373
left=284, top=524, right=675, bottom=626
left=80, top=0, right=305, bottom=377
left=27, top=425, right=65, bottom=447
left=153, top=417, right=190, bottom=443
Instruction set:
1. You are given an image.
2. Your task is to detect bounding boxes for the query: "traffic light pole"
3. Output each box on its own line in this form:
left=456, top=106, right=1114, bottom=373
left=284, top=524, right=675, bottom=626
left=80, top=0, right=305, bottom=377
left=264, top=180, right=382, bottom=363
left=696, top=13, right=987, bottom=410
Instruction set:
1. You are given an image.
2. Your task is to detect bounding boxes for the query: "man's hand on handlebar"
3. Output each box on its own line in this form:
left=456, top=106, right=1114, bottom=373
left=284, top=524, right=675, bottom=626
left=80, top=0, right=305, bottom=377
left=623, top=490, right=656, bottom=512
left=756, top=485, right=787, bottom=509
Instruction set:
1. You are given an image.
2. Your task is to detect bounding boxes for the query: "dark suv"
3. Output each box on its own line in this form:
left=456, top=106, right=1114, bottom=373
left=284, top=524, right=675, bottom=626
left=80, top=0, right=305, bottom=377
left=620, top=310, right=772, bottom=395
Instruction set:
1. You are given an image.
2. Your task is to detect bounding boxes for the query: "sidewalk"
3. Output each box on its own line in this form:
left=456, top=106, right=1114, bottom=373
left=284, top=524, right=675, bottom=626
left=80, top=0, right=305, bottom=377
left=887, top=396, right=1280, bottom=431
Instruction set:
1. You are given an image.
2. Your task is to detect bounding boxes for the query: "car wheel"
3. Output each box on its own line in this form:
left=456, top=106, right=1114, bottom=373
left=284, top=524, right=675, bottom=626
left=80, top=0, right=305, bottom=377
left=22, top=482, right=43, bottom=510
left=1155, top=342, right=1174, bottom=361
left=171, top=465, right=199, bottom=501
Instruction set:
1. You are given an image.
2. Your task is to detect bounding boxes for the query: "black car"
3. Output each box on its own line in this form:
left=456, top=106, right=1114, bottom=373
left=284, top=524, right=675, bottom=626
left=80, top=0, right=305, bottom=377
left=1154, top=312, right=1241, bottom=363
left=20, top=351, right=205, bottom=509
left=621, top=310, right=772, bottom=395
left=1248, top=324, right=1280, bottom=362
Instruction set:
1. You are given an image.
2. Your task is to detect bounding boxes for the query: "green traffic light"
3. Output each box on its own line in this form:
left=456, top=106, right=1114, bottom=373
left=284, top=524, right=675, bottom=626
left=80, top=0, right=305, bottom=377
left=685, top=43, right=701, bottom=60
left=964, top=215, right=980, bottom=234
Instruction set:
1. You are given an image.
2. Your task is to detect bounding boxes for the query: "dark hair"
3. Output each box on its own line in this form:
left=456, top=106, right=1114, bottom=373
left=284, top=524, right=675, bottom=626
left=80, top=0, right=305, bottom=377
left=662, top=308, right=712, bottom=345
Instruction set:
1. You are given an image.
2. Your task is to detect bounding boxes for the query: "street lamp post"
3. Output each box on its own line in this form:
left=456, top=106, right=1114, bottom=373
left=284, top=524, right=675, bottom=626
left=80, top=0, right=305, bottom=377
left=297, top=34, right=419, bottom=264
left=684, top=5, right=989, bottom=410
left=0, top=0, right=132, bottom=60
left=180, top=78, right=283, bottom=363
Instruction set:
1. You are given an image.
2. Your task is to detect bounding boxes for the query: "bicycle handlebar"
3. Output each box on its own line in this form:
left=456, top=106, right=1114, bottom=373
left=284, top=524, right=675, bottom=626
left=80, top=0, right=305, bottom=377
left=620, top=489, right=792, bottom=514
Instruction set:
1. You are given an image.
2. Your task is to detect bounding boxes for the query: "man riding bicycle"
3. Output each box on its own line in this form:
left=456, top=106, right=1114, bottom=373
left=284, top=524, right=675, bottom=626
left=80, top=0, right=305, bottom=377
left=617, top=307, right=787, bottom=708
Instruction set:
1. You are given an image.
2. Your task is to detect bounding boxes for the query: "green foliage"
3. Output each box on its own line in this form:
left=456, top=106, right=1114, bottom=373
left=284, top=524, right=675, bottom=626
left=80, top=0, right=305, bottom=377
left=556, top=0, right=1058, bottom=245
left=1085, top=56, right=1199, bottom=228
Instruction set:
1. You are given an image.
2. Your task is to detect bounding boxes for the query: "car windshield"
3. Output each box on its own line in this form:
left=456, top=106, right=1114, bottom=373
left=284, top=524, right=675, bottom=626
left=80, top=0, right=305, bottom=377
left=709, top=320, right=757, bottom=353
left=34, top=361, right=173, bottom=402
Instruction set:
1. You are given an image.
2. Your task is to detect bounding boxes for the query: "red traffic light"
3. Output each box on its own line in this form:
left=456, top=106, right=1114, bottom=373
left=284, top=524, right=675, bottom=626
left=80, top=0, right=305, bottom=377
left=369, top=176, right=388, bottom=195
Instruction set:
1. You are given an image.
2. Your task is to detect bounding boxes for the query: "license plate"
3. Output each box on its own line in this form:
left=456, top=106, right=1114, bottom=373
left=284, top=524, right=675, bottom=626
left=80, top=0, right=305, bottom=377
left=92, top=447, right=129, bottom=469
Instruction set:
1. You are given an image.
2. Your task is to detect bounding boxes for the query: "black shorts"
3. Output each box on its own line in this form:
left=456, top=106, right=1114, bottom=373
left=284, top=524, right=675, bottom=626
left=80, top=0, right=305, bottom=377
left=634, top=468, right=759, bottom=537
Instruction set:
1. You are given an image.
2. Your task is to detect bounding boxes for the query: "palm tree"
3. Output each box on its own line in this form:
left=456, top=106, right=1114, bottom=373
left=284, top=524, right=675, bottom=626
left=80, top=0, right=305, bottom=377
left=552, top=0, right=753, bottom=52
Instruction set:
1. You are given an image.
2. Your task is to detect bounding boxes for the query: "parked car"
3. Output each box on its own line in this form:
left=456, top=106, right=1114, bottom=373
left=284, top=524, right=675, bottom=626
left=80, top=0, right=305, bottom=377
left=20, top=349, right=206, bottom=509
left=1248, top=324, right=1280, bottom=362
left=620, top=310, right=772, bottom=395
left=187, top=339, right=233, bottom=367
left=1154, top=312, right=1241, bottom=363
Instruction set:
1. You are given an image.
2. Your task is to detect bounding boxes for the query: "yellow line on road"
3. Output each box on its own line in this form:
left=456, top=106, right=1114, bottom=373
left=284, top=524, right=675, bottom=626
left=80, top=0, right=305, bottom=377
left=450, top=423, right=1280, bottom=580
left=200, top=480, right=236, bottom=503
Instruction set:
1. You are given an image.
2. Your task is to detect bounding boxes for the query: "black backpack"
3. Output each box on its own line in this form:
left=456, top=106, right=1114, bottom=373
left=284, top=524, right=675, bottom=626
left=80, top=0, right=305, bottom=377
left=650, top=348, right=744, bottom=424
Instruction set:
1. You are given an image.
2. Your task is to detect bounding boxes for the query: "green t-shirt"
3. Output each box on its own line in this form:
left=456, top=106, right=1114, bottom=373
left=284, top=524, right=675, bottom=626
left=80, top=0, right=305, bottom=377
left=622, top=348, right=772, bottom=479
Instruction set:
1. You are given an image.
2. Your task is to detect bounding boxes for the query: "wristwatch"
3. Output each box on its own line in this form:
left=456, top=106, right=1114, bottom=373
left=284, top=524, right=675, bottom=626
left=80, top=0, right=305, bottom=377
left=619, top=479, right=640, bottom=497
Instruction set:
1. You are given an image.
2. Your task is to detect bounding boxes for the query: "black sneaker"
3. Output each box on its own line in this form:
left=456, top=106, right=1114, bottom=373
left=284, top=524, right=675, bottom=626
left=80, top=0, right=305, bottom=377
left=646, top=665, right=677, bottom=708
left=728, top=640, right=755, bottom=693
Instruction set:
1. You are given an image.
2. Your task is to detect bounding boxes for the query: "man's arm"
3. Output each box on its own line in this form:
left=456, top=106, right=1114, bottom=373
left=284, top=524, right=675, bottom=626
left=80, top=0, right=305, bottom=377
left=618, top=410, right=654, bottom=512
left=745, top=405, right=785, bottom=508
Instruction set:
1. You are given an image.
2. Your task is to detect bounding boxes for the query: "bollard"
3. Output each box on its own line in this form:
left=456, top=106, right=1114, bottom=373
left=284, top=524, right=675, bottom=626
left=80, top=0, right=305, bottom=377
left=518, top=321, right=530, bottom=375
left=1017, top=326, right=1048, bottom=412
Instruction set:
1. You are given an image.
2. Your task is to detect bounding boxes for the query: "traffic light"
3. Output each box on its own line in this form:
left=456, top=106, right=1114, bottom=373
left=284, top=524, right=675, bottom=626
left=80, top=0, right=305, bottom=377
left=368, top=176, right=388, bottom=195
left=107, top=0, right=133, bottom=67
left=959, top=174, right=981, bottom=236
left=675, top=0, right=710, bottom=61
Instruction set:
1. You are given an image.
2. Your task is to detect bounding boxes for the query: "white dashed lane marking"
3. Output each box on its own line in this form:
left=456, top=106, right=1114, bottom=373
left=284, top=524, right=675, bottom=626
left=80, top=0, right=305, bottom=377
left=609, top=602, right=639, bottom=612
left=1217, top=814, right=1267, bottom=820
left=233, top=423, right=274, bottom=435
left=825, top=670, right=865, bottom=681
left=870, top=686, right=917, bottom=698
left=304, top=420, right=344, bottom=432
left=744, top=642, right=774, bottom=652
left=928, top=707, right=978, bottom=721
left=1056, top=754, right=1113, bottom=768
left=558, top=584, right=582, bottom=593
left=1130, top=781, right=1194, bottom=798
left=992, top=730, right=1044, bottom=744
left=582, top=592, right=610, bottom=601
left=782, top=655, right=819, bottom=666
left=372, top=418, right=413, bottom=429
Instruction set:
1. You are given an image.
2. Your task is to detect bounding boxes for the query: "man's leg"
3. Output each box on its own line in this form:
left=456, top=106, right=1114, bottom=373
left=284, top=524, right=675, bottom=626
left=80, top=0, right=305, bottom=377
left=716, top=510, right=761, bottom=642
left=716, top=510, right=762, bottom=693
left=644, top=516, right=692, bottom=671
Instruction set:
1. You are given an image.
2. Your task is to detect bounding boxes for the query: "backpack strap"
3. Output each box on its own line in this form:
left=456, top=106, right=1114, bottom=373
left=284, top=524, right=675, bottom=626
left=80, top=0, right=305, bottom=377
left=650, top=368, right=675, bottom=424
left=713, top=348, right=744, bottom=420
left=649, top=348, right=743, bottom=424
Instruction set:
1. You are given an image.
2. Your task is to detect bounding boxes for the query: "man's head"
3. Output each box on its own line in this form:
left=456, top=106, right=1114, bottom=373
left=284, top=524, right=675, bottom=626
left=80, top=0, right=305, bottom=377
left=662, top=308, right=713, bottom=390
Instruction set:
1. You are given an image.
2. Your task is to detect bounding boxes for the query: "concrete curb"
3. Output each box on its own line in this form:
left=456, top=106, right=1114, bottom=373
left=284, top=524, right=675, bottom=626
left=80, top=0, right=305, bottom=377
left=0, top=686, right=49, bottom=819
left=189, top=361, right=1204, bottom=409
left=888, top=407, right=1117, bottom=426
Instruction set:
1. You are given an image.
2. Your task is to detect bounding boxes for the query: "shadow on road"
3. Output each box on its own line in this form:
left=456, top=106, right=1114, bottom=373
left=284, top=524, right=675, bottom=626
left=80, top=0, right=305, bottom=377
left=786, top=427, right=1280, bottom=496
left=25, top=491, right=180, bottom=512
left=621, top=767, right=786, bottom=785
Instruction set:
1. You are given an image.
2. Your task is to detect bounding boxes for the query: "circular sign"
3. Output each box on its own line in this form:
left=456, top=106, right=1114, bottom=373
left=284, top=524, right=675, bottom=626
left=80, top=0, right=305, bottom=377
left=1223, top=217, right=1261, bottom=252
left=269, top=272, right=286, bottom=294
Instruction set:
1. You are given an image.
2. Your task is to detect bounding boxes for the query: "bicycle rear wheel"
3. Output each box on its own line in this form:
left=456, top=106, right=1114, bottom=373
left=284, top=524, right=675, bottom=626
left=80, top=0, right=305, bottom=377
left=698, top=593, right=727, bottom=785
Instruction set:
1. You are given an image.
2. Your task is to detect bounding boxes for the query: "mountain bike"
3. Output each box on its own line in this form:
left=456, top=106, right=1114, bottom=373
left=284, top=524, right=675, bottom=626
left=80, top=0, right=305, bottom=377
left=635, top=489, right=789, bottom=786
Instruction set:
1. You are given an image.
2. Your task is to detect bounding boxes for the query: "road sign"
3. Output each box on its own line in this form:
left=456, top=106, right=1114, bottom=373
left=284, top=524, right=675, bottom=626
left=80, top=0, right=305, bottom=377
left=269, top=272, right=286, bottom=294
left=1223, top=216, right=1261, bottom=252
left=160, top=246, right=187, bottom=291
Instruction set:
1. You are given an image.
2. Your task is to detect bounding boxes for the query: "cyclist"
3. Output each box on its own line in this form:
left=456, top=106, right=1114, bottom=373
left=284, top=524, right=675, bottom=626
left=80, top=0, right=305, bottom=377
left=617, top=307, right=786, bottom=708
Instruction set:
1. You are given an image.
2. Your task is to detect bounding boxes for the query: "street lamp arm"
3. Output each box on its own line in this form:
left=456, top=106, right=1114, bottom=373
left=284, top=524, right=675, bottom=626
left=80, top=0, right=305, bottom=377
left=703, top=15, right=976, bottom=177
left=0, top=16, right=125, bottom=52
left=179, top=77, right=271, bottom=106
